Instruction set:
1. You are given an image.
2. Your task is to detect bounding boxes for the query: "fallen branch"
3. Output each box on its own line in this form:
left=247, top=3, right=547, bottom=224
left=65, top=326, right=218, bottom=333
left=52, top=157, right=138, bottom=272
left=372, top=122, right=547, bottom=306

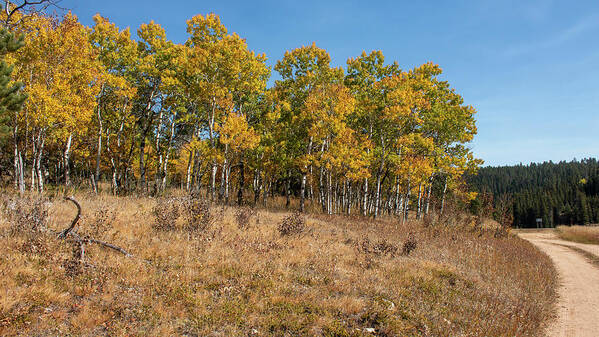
left=58, top=196, right=131, bottom=259
left=68, top=232, right=131, bottom=257
left=85, top=238, right=131, bottom=256
left=58, top=196, right=80, bottom=238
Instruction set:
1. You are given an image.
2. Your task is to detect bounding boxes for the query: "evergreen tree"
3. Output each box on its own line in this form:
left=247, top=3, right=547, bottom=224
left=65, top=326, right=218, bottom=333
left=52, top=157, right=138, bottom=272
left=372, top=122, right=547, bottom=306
left=575, top=190, right=590, bottom=225
left=469, top=158, right=599, bottom=227
left=0, top=27, right=26, bottom=143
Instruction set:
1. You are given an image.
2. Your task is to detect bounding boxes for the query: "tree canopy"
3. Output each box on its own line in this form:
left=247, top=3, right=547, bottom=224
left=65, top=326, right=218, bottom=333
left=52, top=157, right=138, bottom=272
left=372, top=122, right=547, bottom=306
left=0, top=10, right=481, bottom=218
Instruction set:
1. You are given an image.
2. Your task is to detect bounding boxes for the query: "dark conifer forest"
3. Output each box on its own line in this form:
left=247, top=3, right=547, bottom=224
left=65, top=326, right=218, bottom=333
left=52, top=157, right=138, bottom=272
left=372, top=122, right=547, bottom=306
left=468, top=158, right=599, bottom=228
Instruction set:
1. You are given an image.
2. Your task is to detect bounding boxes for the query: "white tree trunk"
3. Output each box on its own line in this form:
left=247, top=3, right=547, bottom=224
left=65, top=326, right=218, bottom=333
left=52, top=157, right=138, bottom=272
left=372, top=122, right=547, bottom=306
left=64, top=133, right=72, bottom=186
left=36, top=132, right=45, bottom=192
left=440, top=176, right=448, bottom=215
left=416, top=183, right=423, bottom=219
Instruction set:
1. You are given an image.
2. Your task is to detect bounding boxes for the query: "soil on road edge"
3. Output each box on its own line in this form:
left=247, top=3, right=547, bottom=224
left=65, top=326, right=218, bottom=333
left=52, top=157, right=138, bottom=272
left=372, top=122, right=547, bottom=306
left=519, top=231, right=599, bottom=337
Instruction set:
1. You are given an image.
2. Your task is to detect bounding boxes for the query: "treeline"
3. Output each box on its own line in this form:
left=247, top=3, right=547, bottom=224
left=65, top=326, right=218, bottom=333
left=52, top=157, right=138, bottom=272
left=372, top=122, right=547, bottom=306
left=469, top=158, right=599, bottom=227
left=0, top=7, right=480, bottom=217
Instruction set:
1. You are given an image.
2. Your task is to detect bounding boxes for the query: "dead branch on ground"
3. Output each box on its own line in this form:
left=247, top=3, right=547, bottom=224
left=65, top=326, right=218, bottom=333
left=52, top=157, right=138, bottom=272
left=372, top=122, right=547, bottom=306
left=57, top=196, right=130, bottom=262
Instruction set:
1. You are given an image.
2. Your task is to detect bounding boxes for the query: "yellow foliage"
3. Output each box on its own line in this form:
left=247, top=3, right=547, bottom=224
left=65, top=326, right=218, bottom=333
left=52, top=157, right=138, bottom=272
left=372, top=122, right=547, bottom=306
left=217, top=112, right=260, bottom=152
left=13, top=12, right=102, bottom=140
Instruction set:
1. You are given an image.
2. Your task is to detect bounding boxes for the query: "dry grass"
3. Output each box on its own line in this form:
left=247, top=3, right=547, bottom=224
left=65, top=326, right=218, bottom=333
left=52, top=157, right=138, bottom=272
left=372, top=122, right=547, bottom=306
left=556, top=225, right=599, bottom=245
left=0, top=193, right=557, bottom=336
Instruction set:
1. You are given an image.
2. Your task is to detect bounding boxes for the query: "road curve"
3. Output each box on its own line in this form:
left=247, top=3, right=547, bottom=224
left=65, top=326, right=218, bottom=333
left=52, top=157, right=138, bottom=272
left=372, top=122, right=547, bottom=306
left=519, top=231, right=599, bottom=337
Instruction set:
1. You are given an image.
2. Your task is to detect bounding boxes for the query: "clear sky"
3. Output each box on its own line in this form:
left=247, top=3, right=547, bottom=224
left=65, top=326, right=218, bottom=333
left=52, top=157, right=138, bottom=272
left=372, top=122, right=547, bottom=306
left=58, top=0, right=599, bottom=167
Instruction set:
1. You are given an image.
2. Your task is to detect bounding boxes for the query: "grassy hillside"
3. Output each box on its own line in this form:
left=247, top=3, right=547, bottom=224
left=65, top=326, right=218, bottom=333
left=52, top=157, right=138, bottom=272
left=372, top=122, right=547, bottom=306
left=0, top=194, right=556, bottom=336
left=556, top=225, right=599, bottom=245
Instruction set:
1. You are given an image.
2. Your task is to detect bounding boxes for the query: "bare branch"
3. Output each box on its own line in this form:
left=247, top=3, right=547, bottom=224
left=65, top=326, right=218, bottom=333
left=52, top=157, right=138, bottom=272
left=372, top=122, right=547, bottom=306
left=2, top=0, right=65, bottom=29
left=67, top=232, right=131, bottom=257
left=80, top=241, right=85, bottom=261
left=58, top=196, right=80, bottom=238
left=84, top=238, right=131, bottom=257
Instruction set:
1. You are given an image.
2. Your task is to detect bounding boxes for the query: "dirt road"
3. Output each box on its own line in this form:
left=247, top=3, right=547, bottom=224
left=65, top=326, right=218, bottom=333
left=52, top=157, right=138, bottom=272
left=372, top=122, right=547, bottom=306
left=519, top=231, right=599, bottom=337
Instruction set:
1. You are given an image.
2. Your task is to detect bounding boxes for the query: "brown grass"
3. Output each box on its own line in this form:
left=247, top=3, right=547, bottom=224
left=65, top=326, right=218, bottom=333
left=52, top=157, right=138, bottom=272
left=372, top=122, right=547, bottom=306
left=556, top=225, right=599, bottom=245
left=0, top=193, right=557, bottom=336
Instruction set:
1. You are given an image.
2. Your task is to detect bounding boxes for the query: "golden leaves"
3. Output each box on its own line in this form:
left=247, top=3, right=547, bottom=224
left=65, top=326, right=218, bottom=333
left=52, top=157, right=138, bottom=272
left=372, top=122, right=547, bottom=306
left=217, top=112, right=260, bottom=152
left=14, top=12, right=101, bottom=134
left=4, top=10, right=480, bottom=204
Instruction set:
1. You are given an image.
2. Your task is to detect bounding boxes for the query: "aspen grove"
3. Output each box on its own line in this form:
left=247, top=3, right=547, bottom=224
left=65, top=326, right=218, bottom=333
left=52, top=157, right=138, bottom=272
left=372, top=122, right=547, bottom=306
left=0, top=12, right=481, bottom=217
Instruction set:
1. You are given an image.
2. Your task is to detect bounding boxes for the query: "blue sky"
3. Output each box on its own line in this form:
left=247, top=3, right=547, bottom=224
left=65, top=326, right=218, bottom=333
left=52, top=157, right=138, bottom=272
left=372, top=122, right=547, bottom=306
left=59, top=0, right=599, bottom=167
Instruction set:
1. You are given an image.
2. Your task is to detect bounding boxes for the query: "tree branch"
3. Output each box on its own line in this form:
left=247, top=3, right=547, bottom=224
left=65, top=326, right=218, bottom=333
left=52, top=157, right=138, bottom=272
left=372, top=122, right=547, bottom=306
left=58, top=196, right=132, bottom=257
left=58, top=196, right=80, bottom=238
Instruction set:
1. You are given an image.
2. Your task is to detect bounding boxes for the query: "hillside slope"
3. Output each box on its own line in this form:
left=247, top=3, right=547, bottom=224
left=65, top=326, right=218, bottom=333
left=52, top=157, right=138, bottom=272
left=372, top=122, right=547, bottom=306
left=1, top=194, right=556, bottom=336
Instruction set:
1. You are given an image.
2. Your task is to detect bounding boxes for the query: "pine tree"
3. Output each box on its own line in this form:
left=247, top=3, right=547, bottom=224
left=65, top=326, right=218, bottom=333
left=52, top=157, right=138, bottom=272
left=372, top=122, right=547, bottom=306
left=0, top=27, right=26, bottom=142
left=575, top=190, right=590, bottom=225
left=470, top=159, right=599, bottom=227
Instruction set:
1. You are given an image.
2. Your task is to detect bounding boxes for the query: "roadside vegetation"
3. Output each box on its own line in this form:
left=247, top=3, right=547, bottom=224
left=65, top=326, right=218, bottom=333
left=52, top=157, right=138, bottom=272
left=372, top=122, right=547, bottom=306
left=0, top=2, right=559, bottom=337
left=556, top=225, right=599, bottom=245
left=0, top=193, right=556, bottom=336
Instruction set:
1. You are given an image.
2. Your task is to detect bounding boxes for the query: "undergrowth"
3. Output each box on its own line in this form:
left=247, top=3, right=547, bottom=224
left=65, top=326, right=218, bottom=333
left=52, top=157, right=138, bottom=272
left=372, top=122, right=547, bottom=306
left=0, top=193, right=557, bottom=336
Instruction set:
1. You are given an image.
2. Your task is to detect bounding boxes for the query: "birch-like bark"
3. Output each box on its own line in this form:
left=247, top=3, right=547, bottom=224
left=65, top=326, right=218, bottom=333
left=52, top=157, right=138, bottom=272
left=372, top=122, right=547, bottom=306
left=362, top=177, right=368, bottom=216
left=347, top=182, right=352, bottom=215
left=211, top=163, right=217, bottom=201
left=394, top=176, right=401, bottom=215
left=186, top=150, right=194, bottom=192
left=237, top=160, right=244, bottom=206
left=262, top=178, right=270, bottom=207
left=209, top=96, right=217, bottom=201
left=139, top=88, right=157, bottom=194
left=374, top=169, right=383, bottom=218
left=319, top=166, right=326, bottom=213
left=285, top=176, right=291, bottom=209
left=13, top=123, right=20, bottom=192
left=18, top=150, right=24, bottom=194
left=300, top=137, right=313, bottom=212
left=154, top=109, right=164, bottom=194
left=425, top=174, right=434, bottom=215
left=139, top=134, right=146, bottom=193
left=35, top=131, right=45, bottom=193
left=219, top=144, right=229, bottom=202
left=440, top=176, right=448, bottom=215
left=30, top=132, right=36, bottom=192
left=112, top=116, right=125, bottom=195
left=63, top=133, right=72, bottom=186
left=416, top=183, right=423, bottom=219
left=14, top=133, right=25, bottom=194
left=225, top=162, right=231, bottom=203
left=160, top=114, right=175, bottom=193
left=253, top=168, right=261, bottom=205
left=327, top=170, right=332, bottom=214
left=95, top=100, right=103, bottom=190
left=403, top=176, right=411, bottom=223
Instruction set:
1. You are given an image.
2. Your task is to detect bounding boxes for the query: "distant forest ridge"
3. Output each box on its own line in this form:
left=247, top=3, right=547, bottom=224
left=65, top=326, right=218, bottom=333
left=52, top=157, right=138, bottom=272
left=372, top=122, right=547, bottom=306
left=468, top=158, right=599, bottom=228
